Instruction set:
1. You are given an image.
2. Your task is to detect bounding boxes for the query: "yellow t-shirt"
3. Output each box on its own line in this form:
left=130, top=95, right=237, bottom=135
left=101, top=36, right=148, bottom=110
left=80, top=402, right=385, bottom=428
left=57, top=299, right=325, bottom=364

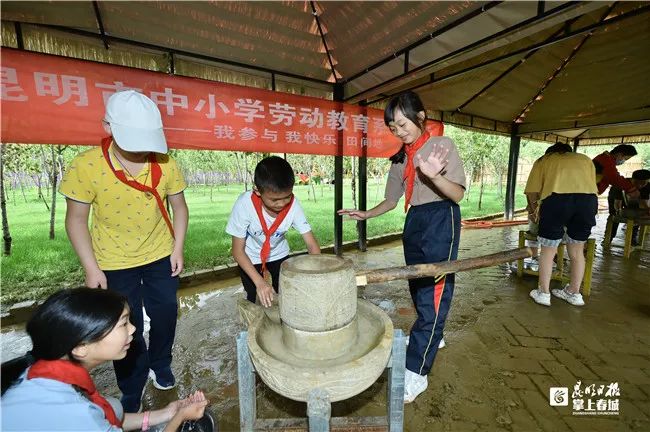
left=59, top=145, right=187, bottom=270
left=524, top=152, right=597, bottom=201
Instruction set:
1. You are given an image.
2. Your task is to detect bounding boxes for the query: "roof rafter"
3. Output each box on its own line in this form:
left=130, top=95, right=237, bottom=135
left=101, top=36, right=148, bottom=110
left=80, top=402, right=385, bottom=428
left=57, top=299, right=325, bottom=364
left=514, top=2, right=619, bottom=123
left=309, top=1, right=337, bottom=83
left=341, top=2, right=502, bottom=85
left=8, top=20, right=334, bottom=86
left=344, top=1, right=579, bottom=102
left=456, top=16, right=582, bottom=113
left=365, top=4, right=650, bottom=107
left=91, top=1, right=109, bottom=50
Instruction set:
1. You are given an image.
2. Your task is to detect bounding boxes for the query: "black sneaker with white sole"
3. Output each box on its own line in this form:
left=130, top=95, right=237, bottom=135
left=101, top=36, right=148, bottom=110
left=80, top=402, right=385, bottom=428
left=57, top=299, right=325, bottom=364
left=149, top=368, right=176, bottom=390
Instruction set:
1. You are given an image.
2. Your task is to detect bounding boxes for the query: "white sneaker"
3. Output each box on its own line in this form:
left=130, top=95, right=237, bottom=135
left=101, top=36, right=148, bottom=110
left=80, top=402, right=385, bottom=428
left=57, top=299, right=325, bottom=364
left=404, top=369, right=428, bottom=403
left=529, top=289, right=551, bottom=306
left=523, top=257, right=539, bottom=272
left=552, top=286, right=585, bottom=306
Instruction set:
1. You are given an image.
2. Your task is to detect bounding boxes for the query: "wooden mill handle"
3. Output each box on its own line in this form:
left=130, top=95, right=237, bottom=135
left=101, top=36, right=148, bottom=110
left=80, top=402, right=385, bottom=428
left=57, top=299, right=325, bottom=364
left=355, top=247, right=533, bottom=286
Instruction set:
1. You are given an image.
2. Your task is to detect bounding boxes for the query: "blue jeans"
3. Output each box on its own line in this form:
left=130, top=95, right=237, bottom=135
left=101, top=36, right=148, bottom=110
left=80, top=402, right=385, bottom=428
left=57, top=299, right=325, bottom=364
left=104, top=256, right=179, bottom=412
left=403, top=200, right=460, bottom=376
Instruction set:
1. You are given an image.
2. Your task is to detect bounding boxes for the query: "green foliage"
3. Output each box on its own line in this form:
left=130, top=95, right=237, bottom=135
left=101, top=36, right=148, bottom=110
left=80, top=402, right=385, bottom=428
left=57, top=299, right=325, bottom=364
left=0, top=182, right=526, bottom=305
left=519, top=139, right=549, bottom=162
left=637, top=144, right=650, bottom=166
left=447, top=125, right=510, bottom=179
left=2, top=130, right=550, bottom=304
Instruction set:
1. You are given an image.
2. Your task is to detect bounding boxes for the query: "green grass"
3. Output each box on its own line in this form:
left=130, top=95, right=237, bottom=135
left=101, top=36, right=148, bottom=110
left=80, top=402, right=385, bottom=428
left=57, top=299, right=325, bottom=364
left=0, top=181, right=526, bottom=305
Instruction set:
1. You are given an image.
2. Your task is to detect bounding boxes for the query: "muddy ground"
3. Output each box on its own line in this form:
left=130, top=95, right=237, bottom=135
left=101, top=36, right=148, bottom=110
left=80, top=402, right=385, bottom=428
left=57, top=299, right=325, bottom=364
left=2, top=215, right=649, bottom=431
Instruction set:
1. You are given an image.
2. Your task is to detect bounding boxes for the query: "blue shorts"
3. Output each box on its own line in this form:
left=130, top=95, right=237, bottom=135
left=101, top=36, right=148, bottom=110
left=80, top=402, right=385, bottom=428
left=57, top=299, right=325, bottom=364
left=538, top=193, right=597, bottom=245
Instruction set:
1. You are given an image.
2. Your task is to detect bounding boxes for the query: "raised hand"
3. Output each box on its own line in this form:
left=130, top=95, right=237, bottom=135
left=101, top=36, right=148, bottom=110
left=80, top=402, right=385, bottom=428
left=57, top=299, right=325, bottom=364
left=415, top=144, right=449, bottom=179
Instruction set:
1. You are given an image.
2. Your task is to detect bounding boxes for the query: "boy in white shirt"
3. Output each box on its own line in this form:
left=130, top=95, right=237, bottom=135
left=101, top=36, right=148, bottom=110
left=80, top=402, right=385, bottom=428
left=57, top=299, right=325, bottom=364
left=226, top=156, right=320, bottom=307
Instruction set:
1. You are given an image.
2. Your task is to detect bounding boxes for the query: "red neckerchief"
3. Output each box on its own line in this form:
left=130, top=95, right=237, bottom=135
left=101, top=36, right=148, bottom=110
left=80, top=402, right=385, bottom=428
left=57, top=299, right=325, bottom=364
left=28, top=359, right=122, bottom=428
left=101, top=137, right=174, bottom=237
left=402, top=131, right=431, bottom=212
left=251, top=193, right=294, bottom=276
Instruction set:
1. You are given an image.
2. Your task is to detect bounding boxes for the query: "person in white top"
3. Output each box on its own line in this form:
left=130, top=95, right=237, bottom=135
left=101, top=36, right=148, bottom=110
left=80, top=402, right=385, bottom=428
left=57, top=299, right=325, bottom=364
left=226, top=156, right=320, bottom=307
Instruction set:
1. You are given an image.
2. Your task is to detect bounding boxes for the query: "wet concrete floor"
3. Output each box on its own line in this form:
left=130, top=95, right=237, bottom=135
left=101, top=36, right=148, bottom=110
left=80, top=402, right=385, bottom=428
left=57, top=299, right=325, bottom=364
left=2, top=214, right=649, bottom=431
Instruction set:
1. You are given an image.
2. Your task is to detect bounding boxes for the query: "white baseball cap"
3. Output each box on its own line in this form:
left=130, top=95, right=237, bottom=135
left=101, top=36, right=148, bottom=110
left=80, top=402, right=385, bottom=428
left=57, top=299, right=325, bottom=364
left=105, top=90, right=168, bottom=154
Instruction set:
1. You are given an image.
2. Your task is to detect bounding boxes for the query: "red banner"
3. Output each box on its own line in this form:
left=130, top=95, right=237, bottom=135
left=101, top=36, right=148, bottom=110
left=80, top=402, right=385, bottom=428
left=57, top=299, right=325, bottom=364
left=1, top=48, right=442, bottom=157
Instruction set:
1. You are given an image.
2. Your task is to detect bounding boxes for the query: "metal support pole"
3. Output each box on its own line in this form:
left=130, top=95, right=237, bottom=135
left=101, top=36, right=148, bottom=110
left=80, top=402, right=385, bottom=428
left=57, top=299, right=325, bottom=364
left=358, top=101, right=368, bottom=251
left=92, top=1, right=110, bottom=50
left=168, top=52, right=175, bottom=75
left=334, top=84, right=344, bottom=255
left=387, top=330, right=406, bottom=432
left=573, top=137, right=579, bottom=153
left=14, top=22, right=24, bottom=50
left=358, top=155, right=367, bottom=251
left=237, top=332, right=255, bottom=432
left=307, top=388, right=331, bottom=432
left=505, top=125, right=521, bottom=220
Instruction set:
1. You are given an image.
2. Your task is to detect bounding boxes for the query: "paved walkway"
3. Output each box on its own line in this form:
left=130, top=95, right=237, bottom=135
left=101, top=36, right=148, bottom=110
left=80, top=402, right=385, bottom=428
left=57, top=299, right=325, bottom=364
left=349, top=219, right=650, bottom=432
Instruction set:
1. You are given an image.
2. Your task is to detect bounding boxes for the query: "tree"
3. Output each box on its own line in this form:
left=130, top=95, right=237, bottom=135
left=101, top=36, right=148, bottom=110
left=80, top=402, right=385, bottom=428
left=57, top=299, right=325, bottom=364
left=1, top=145, right=29, bottom=204
left=287, top=153, right=319, bottom=202
left=312, top=155, right=334, bottom=198
left=519, top=139, right=549, bottom=163
left=486, top=135, right=510, bottom=199
left=41, top=145, right=66, bottom=240
left=230, top=151, right=256, bottom=191
left=448, top=126, right=502, bottom=210
left=367, top=157, right=390, bottom=205
left=0, top=144, right=12, bottom=256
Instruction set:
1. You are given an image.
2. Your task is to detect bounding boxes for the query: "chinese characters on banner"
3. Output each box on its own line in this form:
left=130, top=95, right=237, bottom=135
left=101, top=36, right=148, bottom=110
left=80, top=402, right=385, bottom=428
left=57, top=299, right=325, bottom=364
left=571, top=381, right=620, bottom=416
left=1, top=48, right=443, bottom=157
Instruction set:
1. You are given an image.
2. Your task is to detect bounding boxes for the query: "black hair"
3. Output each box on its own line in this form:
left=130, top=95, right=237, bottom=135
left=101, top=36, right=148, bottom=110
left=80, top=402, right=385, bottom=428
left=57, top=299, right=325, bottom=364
left=545, top=142, right=573, bottom=154
left=610, top=144, right=637, bottom=157
left=254, top=156, right=295, bottom=193
left=632, top=169, right=650, bottom=181
left=1, top=288, right=127, bottom=395
left=384, top=91, right=427, bottom=164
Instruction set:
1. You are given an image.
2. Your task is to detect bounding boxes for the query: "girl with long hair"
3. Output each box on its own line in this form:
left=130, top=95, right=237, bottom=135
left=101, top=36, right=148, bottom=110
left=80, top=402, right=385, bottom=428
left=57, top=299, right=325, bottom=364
left=2, top=288, right=208, bottom=431
left=339, top=91, right=466, bottom=403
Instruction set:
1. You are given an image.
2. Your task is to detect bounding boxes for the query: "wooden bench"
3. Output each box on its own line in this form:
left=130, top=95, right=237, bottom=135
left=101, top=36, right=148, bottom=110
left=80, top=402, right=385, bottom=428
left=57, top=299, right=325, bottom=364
left=603, top=215, right=649, bottom=258
left=517, top=230, right=596, bottom=297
